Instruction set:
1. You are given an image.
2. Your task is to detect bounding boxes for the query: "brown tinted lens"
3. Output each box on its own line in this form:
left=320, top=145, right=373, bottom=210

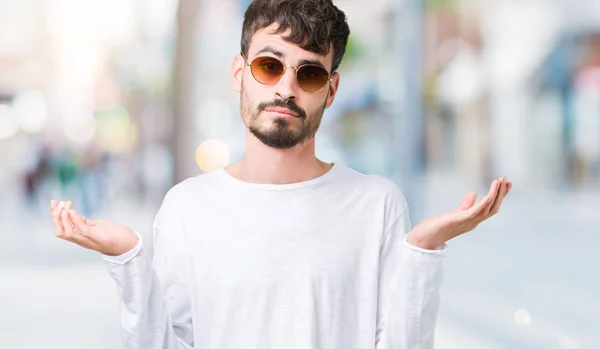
left=297, top=65, right=329, bottom=92
left=250, top=56, right=284, bottom=85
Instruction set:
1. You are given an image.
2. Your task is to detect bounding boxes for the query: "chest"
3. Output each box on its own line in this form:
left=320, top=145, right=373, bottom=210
left=185, top=201, right=382, bottom=288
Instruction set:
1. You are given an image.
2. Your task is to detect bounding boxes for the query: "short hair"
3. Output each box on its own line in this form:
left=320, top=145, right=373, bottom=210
left=241, top=0, right=351, bottom=73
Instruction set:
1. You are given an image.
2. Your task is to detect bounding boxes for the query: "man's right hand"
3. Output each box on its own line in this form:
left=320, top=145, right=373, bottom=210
left=50, top=200, right=139, bottom=257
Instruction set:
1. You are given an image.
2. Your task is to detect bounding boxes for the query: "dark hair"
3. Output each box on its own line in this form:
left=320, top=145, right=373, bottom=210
left=241, top=0, right=350, bottom=73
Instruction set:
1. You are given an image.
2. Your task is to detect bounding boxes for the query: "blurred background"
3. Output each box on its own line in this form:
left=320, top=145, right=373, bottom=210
left=1, top=0, right=599, bottom=348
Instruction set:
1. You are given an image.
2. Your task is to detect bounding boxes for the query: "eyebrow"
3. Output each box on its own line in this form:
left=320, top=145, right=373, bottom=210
left=255, top=46, right=284, bottom=58
left=254, top=45, right=329, bottom=72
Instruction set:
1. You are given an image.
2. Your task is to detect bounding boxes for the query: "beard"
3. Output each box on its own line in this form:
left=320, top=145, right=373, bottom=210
left=241, top=84, right=327, bottom=149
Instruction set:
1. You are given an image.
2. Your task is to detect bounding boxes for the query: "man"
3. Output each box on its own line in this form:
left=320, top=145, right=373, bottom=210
left=50, top=0, right=512, bottom=348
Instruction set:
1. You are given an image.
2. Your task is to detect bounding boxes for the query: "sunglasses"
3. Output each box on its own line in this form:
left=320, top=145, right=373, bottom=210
left=242, top=53, right=332, bottom=93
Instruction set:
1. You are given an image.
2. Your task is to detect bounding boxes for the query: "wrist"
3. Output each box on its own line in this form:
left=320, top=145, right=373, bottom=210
left=105, top=230, right=139, bottom=257
left=407, top=232, right=444, bottom=250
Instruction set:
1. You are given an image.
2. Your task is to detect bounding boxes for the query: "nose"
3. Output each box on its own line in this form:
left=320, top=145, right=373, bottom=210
left=274, top=66, right=298, bottom=102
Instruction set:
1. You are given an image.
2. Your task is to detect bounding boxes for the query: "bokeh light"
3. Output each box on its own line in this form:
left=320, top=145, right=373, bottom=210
left=12, top=90, right=48, bottom=133
left=64, top=119, right=96, bottom=145
left=195, top=139, right=230, bottom=172
left=514, top=309, right=532, bottom=325
left=0, top=104, right=19, bottom=140
left=95, top=106, right=138, bottom=152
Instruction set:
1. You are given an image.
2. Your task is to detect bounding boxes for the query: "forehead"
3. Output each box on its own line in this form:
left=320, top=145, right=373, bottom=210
left=248, top=23, right=333, bottom=69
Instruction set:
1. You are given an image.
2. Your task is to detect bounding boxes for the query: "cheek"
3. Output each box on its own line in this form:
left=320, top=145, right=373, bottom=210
left=306, top=95, right=327, bottom=113
left=243, top=86, right=273, bottom=111
left=241, top=89, right=262, bottom=120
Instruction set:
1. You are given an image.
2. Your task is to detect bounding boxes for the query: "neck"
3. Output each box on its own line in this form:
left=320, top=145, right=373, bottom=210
left=225, top=129, right=333, bottom=184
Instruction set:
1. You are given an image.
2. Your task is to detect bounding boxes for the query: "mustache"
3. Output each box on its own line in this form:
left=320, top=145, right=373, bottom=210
left=257, top=99, right=307, bottom=119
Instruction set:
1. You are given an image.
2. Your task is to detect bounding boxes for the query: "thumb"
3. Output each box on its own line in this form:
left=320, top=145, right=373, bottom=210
left=69, top=209, right=95, bottom=232
left=455, top=191, right=477, bottom=211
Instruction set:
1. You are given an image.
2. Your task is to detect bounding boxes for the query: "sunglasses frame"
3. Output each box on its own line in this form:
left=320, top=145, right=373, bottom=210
left=241, top=52, right=333, bottom=93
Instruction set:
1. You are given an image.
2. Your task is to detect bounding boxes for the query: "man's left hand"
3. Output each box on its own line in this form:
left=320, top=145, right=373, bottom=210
left=408, top=176, right=512, bottom=250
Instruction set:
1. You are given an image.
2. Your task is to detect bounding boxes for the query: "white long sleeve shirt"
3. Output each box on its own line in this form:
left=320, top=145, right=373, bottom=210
left=102, top=164, right=446, bottom=349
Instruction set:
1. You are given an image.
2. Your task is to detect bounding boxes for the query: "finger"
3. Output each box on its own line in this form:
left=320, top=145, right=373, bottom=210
left=455, top=191, right=477, bottom=211
left=61, top=201, right=74, bottom=238
left=69, top=209, right=91, bottom=237
left=71, top=209, right=97, bottom=227
left=69, top=209, right=106, bottom=250
left=489, top=179, right=511, bottom=215
left=50, top=200, right=57, bottom=210
left=482, top=176, right=505, bottom=216
left=468, top=179, right=499, bottom=218
left=507, top=182, right=512, bottom=193
left=52, top=201, right=66, bottom=237
left=52, top=200, right=64, bottom=216
left=482, top=177, right=504, bottom=215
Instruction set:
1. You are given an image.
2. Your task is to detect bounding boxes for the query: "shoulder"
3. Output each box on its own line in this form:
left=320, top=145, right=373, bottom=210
left=159, top=169, right=225, bottom=213
left=333, top=164, right=409, bottom=216
left=334, top=164, right=406, bottom=197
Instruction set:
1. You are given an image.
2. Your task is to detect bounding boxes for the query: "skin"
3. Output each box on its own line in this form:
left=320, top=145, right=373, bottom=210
left=50, top=22, right=512, bottom=255
left=226, top=23, right=340, bottom=185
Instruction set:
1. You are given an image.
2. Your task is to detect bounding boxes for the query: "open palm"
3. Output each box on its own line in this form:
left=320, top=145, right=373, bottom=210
left=50, top=200, right=138, bottom=256
left=409, top=176, right=512, bottom=250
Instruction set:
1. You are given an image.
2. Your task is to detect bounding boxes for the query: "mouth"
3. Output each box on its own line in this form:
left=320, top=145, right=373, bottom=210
left=264, top=107, right=300, bottom=118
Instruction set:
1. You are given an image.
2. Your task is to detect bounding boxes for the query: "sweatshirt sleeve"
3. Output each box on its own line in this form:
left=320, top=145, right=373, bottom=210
left=375, top=208, right=446, bottom=349
left=102, top=189, right=194, bottom=349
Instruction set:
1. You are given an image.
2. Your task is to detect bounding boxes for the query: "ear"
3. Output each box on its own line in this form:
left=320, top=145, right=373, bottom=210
left=232, top=53, right=245, bottom=93
left=324, top=71, right=340, bottom=109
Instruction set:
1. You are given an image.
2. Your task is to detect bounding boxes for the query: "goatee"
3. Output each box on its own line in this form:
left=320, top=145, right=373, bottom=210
left=245, top=97, right=325, bottom=149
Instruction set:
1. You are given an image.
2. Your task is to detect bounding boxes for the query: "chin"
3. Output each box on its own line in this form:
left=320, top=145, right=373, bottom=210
left=249, top=125, right=305, bottom=149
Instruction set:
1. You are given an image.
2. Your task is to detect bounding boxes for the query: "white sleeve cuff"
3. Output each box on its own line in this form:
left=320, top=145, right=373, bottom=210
left=101, top=230, right=144, bottom=265
left=403, top=233, right=447, bottom=254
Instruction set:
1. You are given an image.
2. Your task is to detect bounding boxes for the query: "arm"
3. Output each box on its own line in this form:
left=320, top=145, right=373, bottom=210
left=102, top=193, right=194, bottom=349
left=375, top=210, right=446, bottom=349
left=49, top=190, right=194, bottom=349
left=375, top=175, right=511, bottom=348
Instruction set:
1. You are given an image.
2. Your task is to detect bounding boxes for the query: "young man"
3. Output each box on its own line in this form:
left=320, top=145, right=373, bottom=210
left=50, top=0, right=512, bottom=348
